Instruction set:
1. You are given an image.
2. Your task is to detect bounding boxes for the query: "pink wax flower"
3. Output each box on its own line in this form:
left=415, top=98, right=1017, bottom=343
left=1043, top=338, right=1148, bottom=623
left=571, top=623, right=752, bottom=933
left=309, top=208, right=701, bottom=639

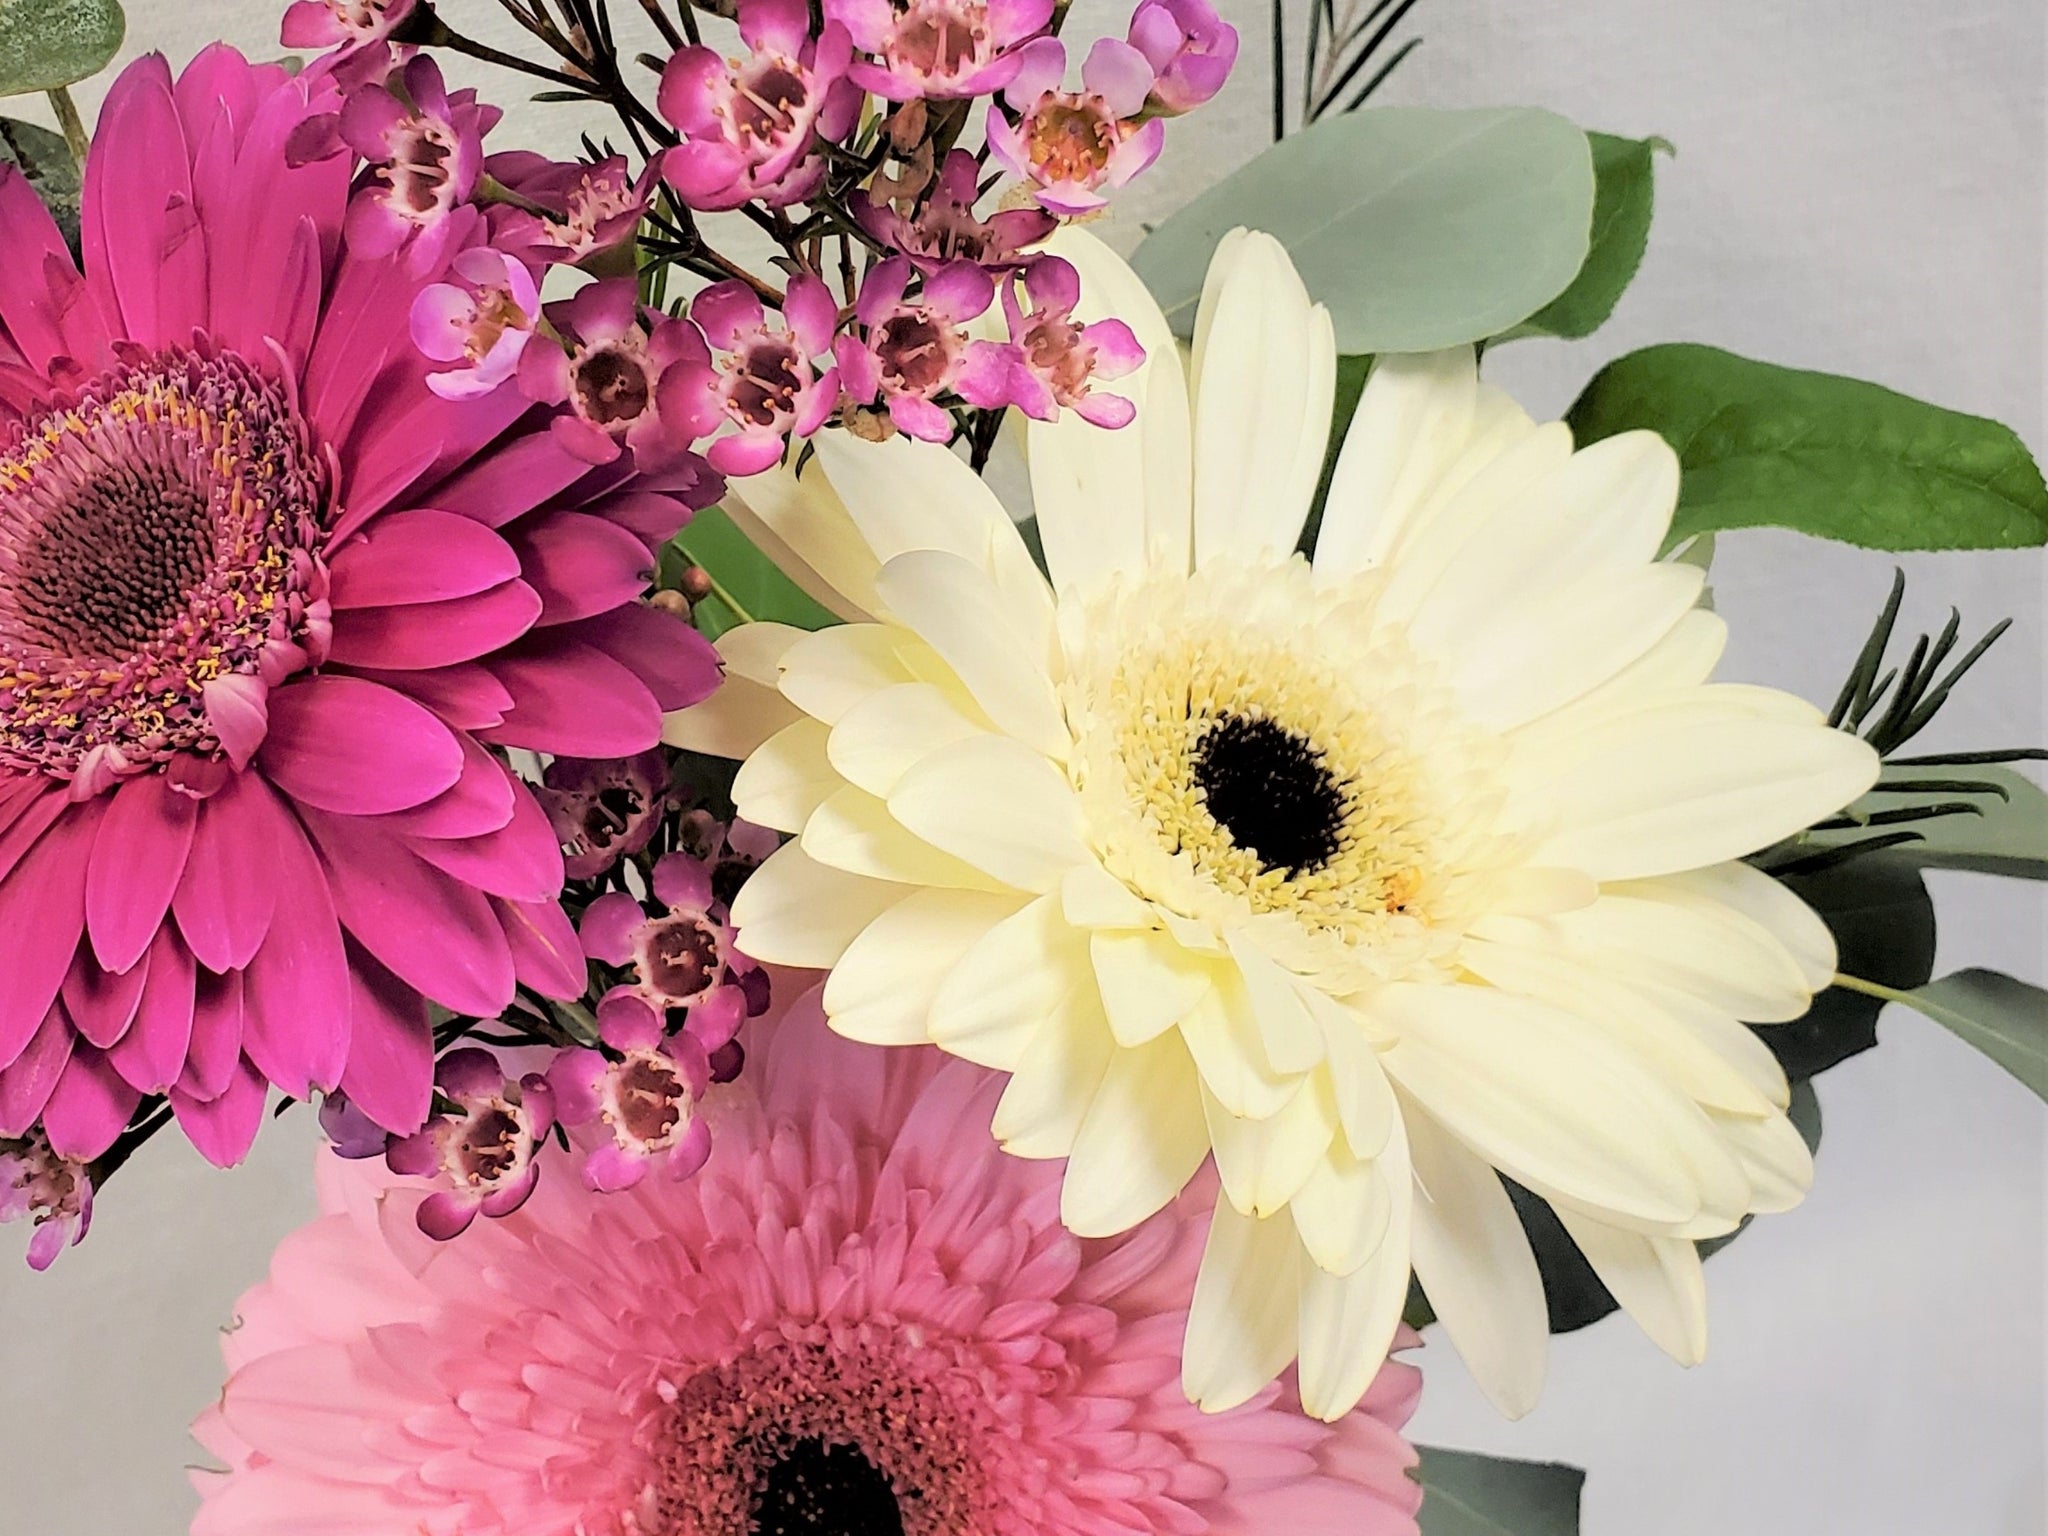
left=547, top=1002, right=713, bottom=1192
left=663, top=275, right=841, bottom=476
left=577, top=849, right=767, bottom=1054
left=536, top=749, right=672, bottom=880
left=279, top=0, right=416, bottom=55
left=0, top=1132, right=93, bottom=1271
left=658, top=0, right=862, bottom=212
left=409, top=246, right=539, bottom=400
left=485, top=151, right=658, bottom=268
left=191, top=995, right=1426, bottom=1535
left=833, top=0, right=1056, bottom=100
left=988, top=253, right=1145, bottom=425
left=336, top=55, right=500, bottom=272
left=384, top=1048, right=555, bottom=1240
left=0, top=49, right=720, bottom=1177
left=834, top=256, right=1012, bottom=442
left=855, top=146, right=1055, bottom=273
left=519, top=277, right=707, bottom=471
left=986, top=35, right=1167, bottom=215
left=1128, top=0, right=1239, bottom=114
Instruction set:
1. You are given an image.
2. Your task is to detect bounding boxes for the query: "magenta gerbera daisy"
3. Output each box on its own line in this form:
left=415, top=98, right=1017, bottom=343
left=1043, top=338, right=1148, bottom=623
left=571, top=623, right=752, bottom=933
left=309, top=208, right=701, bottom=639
left=0, top=49, right=721, bottom=1174
left=191, top=993, right=1427, bottom=1535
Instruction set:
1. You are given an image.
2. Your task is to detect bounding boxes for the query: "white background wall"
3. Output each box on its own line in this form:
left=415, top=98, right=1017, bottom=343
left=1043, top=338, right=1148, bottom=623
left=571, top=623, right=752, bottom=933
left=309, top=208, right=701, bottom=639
left=1, top=2, right=2041, bottom=1532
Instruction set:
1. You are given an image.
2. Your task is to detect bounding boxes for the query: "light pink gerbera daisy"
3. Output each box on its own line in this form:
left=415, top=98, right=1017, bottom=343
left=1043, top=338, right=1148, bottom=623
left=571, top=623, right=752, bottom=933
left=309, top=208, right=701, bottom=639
left=0, top=49, right=721, bottom=1174
left=192, top=994, right=1426, bottom=1535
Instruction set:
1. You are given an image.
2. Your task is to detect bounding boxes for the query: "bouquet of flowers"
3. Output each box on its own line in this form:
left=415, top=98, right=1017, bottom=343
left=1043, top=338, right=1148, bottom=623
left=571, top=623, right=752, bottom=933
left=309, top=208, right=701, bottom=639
left=1, top=0, right=2040, bottom=1529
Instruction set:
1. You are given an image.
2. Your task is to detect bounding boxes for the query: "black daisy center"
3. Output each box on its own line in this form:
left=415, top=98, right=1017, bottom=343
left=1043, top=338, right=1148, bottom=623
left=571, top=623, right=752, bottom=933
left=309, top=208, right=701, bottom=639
left=1191, top=712, right=1346, bottom=875
left=751, top=1438, right=905, bottom=1536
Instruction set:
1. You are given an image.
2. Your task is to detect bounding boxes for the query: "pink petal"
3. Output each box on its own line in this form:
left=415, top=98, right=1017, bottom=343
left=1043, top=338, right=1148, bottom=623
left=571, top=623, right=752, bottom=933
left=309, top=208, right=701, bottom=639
left=428, top=428, right=595, bottom=528
left=172, top=771, right=283, bottom=974
left=507, top=512, right=655, bottom=625
left=0, top=167, right=81, bottom=372
left=59, top=949, right=148, bottom=1051
left=179, top=970, right=246, bottom=1103
left=582, top=490, right=693, bottom=553
left=41, top=1049, right=140, bottom=1162
left=784, top=274, right=840, bottom=357
left=0, top=1007, right=74, bottom=1137
left=0, top=798, right=101, bottom=1065
left=347, top=664, right=513, bottom=732
left=79, top=56, right=195, bottom=348
left=85, top=774, right=199, bottom=974
left=261, top=677, right=466, bottom=815
left=379, top=735, right=517, bottom=841
left=653, top=853, right=714, bottom=911
left=203, top=675, right=271, bottom=771
left=336, top=943, right=433, bottom=1137
left=417, top=1191, right=481, bottom=1240
left=327, top=510, right=522, bottom=609
left=494, top=897, right=587, bottom=1000
left=581, top=894, right=645, bottom=965
left=479, top=639, right=662, bottom=758
left=691, top=281, right=765, bottom=352
left=1084, top=36, right=1158, bottom=118
left=405, top=780, right=564, bottom=903
left=172, top=1057, right=269, bottom=1167
left=582, top=1142, right=651, bottom=1194
left=239, top=796, right=352, bottom=1099
left=107, top=928, right=197, bottom=1095
left=323, top=579, right=545, bottom=671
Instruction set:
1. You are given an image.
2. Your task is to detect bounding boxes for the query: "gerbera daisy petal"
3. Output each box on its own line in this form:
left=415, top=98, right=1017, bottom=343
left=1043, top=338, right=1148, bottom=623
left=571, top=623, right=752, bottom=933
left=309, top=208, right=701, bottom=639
left=1553, top=1202, right=1710, bottom=1367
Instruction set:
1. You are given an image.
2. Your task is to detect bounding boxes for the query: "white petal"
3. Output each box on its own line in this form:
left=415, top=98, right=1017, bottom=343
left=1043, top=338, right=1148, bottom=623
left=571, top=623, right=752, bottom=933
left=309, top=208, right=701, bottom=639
left=728, top=839, right=904, bottom=968
left=1225, top=929, right=1326, bottom=1075
left=990, top=982, right=1115, bottom=1158
left=1547, top=883, right=1818, bottom=1023
left=1403, top=1096, right=1549, bottom=1418
left=928, top=893, right=1091, bottom=1069
left=1296, top=1121, right=1413, bottom=1421
left=661, top=622, right=806, bottom=757
left=1178, top=977, right=1304, bottom=1120
left=1183, top=1199, right=1301, bottom=1413
left=1204, top=1071, right=1340, bottom=1219
left=1553, top=1204, right=1709, bottom=1366
left=1190, top=231, right=1334, bottom=567
left=1647, top=861, right=1839, bottom=992
left=1289, top=1137, right=1394, bottom=1276
left=801, top=784, right=1011, bottom=892
left=1092, top=928, right=1216, bottom=1047
left=1061, top=1029, right=1211, bottom=1237
left=1031, top=226, right=1193, bottom=589
left=1712, top=1107, right=1814, bottom=1213
left=873, top=550, right=1069, bottom=758
left=808, top=427, right=1018, bottom=571
left=778, top=624, right=922, bottom=724
left=731, top=717, right=839, bottom=833
left=1518, top=686, right=1881, bottom=881
left=1302, top=988, right=1399, bottom=1160
left=1576, top=607, right=1729, bottom=706
left=888, top=735, right=1091, bottom=894
left=724, top=463, right=879, bottom=620
left=826, top=681, right=990, bottom=799
left=1061, top=861, right=1159, bottom=929
left=823, top=888, right=1028, bottom=1044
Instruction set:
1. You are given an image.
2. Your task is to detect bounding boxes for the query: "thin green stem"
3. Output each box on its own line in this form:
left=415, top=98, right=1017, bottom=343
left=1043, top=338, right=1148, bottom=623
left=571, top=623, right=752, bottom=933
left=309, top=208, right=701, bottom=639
left=46, top=87, right=89, bottom=169
left=1831, top=972, right=1907, bottom=1004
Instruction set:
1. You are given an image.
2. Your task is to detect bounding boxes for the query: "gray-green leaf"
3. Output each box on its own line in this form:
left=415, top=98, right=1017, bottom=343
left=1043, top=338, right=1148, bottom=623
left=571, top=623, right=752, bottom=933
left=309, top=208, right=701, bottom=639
left=0, top=0, right=126, bottom=97
left=0, top=115, right=78, bottom=250
left=1132, top=106, right=1596, bottom=355
left=1798, top=764, right=2048, bottom=879
left=1568, top=343, right=2048, bottom=551
left=1898, top=969, right=2047, bottom=1098
left=1416, top=1446, right=1585, bottom=1536
left=1499, top=131, right=1668, bottom=341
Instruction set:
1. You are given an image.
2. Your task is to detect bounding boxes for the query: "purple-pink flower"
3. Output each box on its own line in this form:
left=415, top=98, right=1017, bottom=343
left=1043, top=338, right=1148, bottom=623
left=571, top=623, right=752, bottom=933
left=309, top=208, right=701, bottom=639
left=855, top=146, right=1055, bottom=273
left=658, top=0, right=861, bottom=211
left=520, top=277, right=703, bottom=470
left=409, top=247, right=539, bottom=400
left=988, top=254, right=1145, bottom=426
left=1128, top=0, right=1239, bottom=114
left=336, top=55, right=499, bottom=271
left=663, top=276, right=842, bottom=475
left=384, top=1048, right=555, bottom=1240
left=485, top=151, right=659, bottom=269
left=986, top=36, right=1166, bottom=215
left=536, top=750, right=673, bottom=880
left=833, top=0, right=1056, bottom=99
left=279, top=0, right=416, bottom=55
left=547, top=1004, right=713, bottom=1193
left=0, top=1132, right=92, bottom=1271
left=835, top=256, right=1011, bottom=442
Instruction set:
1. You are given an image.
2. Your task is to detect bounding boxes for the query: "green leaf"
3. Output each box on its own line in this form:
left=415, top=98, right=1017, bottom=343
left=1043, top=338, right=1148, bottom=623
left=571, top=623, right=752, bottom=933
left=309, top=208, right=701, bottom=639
left=1132, top=106, right=1596, bottom=355
left=1795, top=764, right=2048, bottom=880
left=0, top=0, right=126, bottom=97
left=1500, top=132, right=1667, bottom=341
left=1894, top=969, right=2047, bottom=1098
left=1568, top=343, right=2048, bottom=551
left=1415, top=1446, right=1584, bottom=1536
left=664, top=505, right=837, bottom=643
left=1300, top=352, right=1374, bottom=553
left=0, top=114, right=78, bottom=251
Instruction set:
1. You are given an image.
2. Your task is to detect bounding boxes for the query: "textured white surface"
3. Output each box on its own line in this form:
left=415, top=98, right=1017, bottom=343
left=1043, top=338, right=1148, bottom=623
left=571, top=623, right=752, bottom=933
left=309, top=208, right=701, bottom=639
left=0, top=2, right=2041, bottom=1533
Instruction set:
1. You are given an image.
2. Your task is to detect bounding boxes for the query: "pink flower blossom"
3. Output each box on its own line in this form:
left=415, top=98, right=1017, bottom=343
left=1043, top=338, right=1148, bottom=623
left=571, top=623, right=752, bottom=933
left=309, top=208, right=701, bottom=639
left=0, top=50, right=721, bottom=1175
left=0, top=1132, right=92, bottom=1271
left=335, top=55, right=500, bottom=272
left=519, top=277, right=706, bottom=471
left=536, top=749, right=673, bottom=880
left=192, top=995, right=1427, bottom=1535
left=485, top=151, right=660, bottom=269
left=547, top=1002, right=713, bottom=1192
left=1128, top=0, right=1239, bottom=114
left=833, top=0, right=1056, bottom=100
left=658, top=0, right=862, bottom=212
left=986, top=35, right=1167, bottom=215
left=662, top=275, right=841, bottom=475
left=409, top=246, right=539, bottom=400
left=279, top=0, right=416, bottom=55
left=384, top=1048, right=555, bottom=1240
left=834, top=256, right=1011, bottom=442
left=855, top=146, right=1055, bottom=273
left=987, top=254, right=1145, bottom=425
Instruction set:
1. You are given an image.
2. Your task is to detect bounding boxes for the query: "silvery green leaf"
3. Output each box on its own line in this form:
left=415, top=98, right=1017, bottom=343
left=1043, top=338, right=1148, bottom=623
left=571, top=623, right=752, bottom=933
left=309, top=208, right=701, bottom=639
left=0, top=0, right=126, bottom=97
left=1415, top=1446, right=1585, bottom=1536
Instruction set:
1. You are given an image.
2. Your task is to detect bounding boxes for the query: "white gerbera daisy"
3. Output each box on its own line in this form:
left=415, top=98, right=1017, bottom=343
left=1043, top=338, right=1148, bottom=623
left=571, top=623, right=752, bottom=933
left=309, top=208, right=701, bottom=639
left=667, top=227, right=1881, bottom=1422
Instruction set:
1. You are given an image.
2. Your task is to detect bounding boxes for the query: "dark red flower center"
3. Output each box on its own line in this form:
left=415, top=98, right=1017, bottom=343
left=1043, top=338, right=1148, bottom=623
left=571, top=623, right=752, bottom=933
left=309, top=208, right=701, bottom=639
left=637, top=910, right=723, bottom=1002
left=574, top=343, right=653, bottom=430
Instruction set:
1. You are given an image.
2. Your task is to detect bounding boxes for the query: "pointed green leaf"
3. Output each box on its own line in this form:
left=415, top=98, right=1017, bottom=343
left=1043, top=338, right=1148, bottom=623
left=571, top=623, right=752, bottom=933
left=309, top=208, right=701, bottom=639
left=1133, top=106, right=1596, bottom=354
left=1789, top=764, right=2048, bottom=880
left=1898, top=969, right=2048, bottom=1098
left=1568, top=343, right=2048, bottom=551
left=0, top=0, right=126, bottom=97
left=1416, top=1446, right=1585, bottom=1536
left=1500, top=131, right=1668, bottom=341
left=663, top=505, right=836, bottom=642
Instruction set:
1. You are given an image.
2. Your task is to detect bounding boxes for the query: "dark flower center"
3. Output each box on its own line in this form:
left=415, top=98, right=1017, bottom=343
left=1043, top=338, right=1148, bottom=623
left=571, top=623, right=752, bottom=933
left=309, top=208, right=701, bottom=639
left=1191, top=712, right=1346, bottom=875
left=735, top=63, right=810, bottom=142
left=582, top=784, right=646, bottom=850
left=729, top=338, right=805, bottom=428
left=575, top=344, right=652, bottom=428
left=876, top=312, right=953, bottom=395
left=640, top=911, right=722, bottom=1001
left=752, top=1439, right=905, bottom=1536
left=893, top=5, right=989, bottom=78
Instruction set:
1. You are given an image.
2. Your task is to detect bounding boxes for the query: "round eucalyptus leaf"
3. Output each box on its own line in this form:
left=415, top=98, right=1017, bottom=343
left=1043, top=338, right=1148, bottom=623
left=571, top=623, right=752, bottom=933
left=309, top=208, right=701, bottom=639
left=0, top=0, right=126, bottom=98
